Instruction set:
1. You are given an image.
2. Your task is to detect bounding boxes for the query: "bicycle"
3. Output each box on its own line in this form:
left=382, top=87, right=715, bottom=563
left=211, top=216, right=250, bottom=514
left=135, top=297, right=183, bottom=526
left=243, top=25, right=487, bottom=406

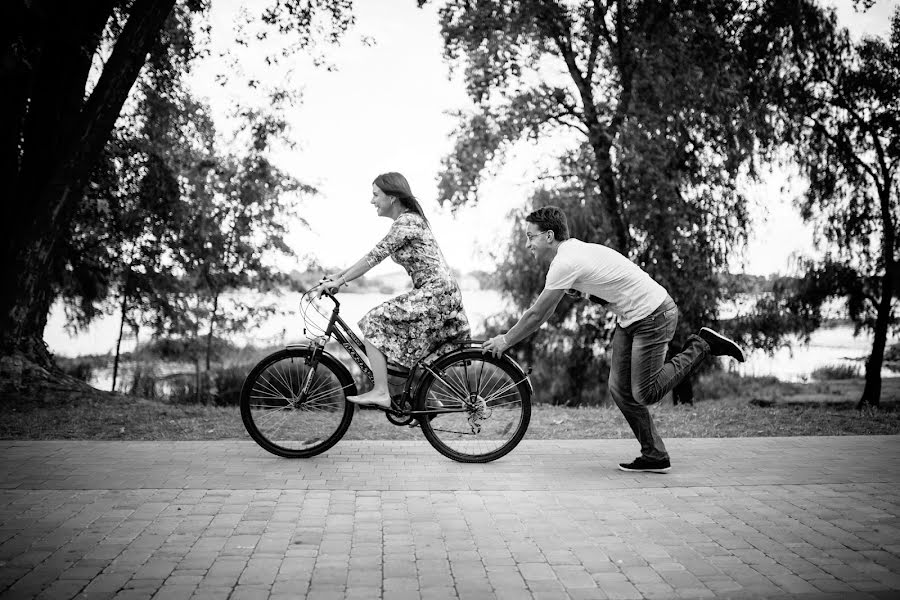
left=239, top=289, right=533, bottom=463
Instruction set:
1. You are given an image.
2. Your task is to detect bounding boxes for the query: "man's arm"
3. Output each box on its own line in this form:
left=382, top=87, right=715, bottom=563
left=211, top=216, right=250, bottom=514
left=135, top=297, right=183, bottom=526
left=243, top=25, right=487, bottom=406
left=481, top=288, right=566, bottom=357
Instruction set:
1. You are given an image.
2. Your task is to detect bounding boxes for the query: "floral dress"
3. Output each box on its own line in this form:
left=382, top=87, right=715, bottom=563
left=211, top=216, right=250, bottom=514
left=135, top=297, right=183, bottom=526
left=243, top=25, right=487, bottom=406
left=359, top=212, right=471, bottom=368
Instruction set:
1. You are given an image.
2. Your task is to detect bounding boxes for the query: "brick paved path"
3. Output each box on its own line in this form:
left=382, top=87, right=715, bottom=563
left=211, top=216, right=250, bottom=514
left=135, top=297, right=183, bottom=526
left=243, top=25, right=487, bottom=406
left=1, top=436, right=898, bottom=599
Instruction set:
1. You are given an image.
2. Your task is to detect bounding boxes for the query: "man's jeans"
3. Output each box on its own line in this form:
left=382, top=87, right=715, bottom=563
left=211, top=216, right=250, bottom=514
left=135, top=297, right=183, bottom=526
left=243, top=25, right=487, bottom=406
left=608, top=296, right=707, bottom=461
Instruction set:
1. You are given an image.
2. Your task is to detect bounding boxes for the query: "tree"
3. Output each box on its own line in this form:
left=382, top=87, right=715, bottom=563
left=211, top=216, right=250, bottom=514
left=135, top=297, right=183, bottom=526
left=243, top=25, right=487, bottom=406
left=1, top=0, right=353, bottom=397
left=173, top=107, right=308, bottom=379
left=428, top=0, right=813, bottom=401
left=743, top=4, right=899, bottom=407
left=431, top=0, right=814, bottom=319
left=2, top=0, right=183, bottom=370
left=66, top=132, right=186, bottom=393
left=73, top=88, right=215, bottom=392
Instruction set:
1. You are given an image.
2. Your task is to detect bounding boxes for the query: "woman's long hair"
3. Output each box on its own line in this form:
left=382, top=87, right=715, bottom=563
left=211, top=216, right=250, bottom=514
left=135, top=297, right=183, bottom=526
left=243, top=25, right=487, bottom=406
left=373, top=172, right=429, bottom=225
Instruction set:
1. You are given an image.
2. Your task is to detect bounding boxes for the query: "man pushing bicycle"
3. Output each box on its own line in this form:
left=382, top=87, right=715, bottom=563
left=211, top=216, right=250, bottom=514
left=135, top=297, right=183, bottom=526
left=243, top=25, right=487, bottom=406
left=481, top=206, right=745, bottom=474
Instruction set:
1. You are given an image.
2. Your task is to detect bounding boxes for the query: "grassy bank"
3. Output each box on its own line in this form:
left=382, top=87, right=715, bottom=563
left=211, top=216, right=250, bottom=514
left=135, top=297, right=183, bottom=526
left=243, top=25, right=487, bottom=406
left=3, top=376, right=898, bottom=441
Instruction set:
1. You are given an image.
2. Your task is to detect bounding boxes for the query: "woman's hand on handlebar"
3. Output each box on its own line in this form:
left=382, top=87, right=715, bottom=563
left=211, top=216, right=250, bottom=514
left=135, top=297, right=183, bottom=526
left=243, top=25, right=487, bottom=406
left=314, top=275, right=343, bottom=297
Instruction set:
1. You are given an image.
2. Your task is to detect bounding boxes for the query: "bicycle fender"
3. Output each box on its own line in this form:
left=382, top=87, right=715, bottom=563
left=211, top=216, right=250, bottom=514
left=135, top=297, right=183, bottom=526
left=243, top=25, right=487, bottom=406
left=414, top=346, right=534, bottom=399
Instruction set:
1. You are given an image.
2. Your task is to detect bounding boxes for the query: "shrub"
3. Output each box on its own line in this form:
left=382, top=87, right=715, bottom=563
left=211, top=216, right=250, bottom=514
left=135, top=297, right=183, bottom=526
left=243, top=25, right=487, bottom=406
left=133, top=336, right=239, bottom=362
left=695, top=370, right=798, bottom=400
left=210, top=365, right=251, bottom=406
left=159, top=372, right=197, bottom=403
left=149, top=365, right=253, bottom=405
left=59, top=358, right=96, bottom=383
left=129, top=363, right=159, bottom=399
left=884, top=343, right=900, bottom=372
left=811, top=363, right=862, bottom=380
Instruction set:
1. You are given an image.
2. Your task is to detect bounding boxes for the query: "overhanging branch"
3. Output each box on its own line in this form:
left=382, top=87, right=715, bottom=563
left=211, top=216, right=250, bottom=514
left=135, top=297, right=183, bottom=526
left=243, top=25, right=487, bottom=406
left=49, top=0, right=178, bottom=225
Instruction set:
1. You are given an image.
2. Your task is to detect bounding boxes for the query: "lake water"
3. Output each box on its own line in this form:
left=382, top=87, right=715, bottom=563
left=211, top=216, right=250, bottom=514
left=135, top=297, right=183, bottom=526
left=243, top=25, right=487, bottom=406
left=45, top=289, right=897, bottom=382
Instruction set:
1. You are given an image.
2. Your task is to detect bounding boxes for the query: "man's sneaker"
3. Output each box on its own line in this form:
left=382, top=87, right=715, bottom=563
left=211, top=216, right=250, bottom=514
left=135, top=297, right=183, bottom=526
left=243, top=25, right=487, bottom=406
left=618, top=457, right=671, bottom=473
left=699, top=327, right=745, bottom=362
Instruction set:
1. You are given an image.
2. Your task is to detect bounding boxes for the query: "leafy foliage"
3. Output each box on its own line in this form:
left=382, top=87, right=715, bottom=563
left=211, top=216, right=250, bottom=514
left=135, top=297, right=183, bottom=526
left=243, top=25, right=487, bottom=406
left=164, top=106, right=309, bottom=371
left=742, top=5, right=900, bottom=406
left=430, top=0, right=818, bottom=402
left=0, top=0, right=355, bottom=398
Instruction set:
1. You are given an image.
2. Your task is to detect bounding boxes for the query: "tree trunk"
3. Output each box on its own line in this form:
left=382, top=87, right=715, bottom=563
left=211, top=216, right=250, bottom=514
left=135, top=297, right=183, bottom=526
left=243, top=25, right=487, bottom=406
left=206, top=293, right=219, bottom=372
left=859, top=278, right=891, bottom=409
left=112, top=293, right=128, bottom=392
left=544, top=4, right=630, bottom=253
left=586, top=129, right=630, bottom=252
left=0, top=0, right=177, bottom=373
left=195, top=357, right=202, bottom=404
left=194, top=316, right=203, bottom=404
left=859, top=186, right=896, bottom=408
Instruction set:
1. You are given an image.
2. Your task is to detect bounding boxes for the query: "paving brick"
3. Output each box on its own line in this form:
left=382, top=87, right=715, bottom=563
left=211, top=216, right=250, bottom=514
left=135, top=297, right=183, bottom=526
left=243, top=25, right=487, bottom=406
left=0, top=438, right=898, bottom=600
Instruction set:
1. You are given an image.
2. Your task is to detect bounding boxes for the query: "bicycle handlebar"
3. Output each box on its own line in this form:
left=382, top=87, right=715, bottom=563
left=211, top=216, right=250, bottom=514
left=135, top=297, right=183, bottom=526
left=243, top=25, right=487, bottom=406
left=302, top=286, right=340, bottom=307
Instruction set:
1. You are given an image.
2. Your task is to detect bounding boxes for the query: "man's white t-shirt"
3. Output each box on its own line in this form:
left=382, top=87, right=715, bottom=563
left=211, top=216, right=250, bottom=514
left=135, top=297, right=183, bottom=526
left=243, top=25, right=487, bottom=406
left=544, top=238, right=669, bottom=327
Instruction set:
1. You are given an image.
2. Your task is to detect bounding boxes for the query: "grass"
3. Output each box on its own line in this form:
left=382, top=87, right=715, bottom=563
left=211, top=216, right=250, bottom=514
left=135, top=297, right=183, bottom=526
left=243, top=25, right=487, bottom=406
left=811, top=363, right=863, bottom=380
left=3, top=380, right=898, bottom=441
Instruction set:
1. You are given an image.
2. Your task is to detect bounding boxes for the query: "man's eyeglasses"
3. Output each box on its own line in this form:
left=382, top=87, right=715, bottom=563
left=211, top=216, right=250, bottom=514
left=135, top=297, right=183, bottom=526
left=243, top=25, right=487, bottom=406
left=525, top=230, right=551, bottom=241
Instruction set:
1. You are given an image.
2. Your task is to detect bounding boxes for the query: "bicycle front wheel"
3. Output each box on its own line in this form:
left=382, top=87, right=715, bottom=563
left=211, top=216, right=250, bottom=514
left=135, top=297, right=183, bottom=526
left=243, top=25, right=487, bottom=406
left=240, top=348, right=354, bottom=458
left=416, top=349, right=531, bottom=463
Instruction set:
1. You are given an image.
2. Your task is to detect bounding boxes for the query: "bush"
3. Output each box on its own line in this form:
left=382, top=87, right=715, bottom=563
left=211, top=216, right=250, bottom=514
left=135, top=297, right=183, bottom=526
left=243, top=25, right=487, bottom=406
left=133, top=336, right=239, bottom=362
left=811, top=363, right=862, bottom=380
left=884, top=343, right=900, bottom=372
left=886, top=342, right=900, bottom=362
left=694, top=370, right=798, bottom=400
left=150, top=365, right=253, bottom=405
left=129, top=364, right=159, bottom=399
left=210, top=365, right=250, bottom=406
left=59, top=358, right=96, bottom=383
left=158, top=372, right=196, bottom=403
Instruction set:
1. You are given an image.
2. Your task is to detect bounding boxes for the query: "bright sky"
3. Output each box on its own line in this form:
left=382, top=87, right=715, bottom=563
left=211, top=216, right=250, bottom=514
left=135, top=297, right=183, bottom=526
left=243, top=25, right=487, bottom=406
left=189, top=0, right=898, bottom=279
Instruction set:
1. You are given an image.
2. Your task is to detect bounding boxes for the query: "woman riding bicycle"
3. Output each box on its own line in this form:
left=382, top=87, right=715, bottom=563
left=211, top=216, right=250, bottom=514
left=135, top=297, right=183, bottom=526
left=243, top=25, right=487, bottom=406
left=315, top=172, right=471, bottom=408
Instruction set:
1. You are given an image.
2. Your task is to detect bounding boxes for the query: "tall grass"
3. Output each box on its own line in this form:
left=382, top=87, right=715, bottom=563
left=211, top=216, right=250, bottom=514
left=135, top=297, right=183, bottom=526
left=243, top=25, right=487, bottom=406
left=130, top=364, right=252, bottom=405
left=811, top=363, right=862, bottom=380
left=693, top=370, right=800, bottom=400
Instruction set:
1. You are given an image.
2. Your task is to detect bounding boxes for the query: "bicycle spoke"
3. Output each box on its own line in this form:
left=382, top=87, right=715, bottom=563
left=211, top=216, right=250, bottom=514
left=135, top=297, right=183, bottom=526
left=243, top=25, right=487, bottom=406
left=479, top=368, right=507, bottom=399
left=429, top=383, right=465, bottom=402
left=448, top=365, right=470, bottom=397
left=254, top=374, right=289, bottom=400
left=485, top=396, right=522, bottom=410
left=271, top=363, right=295, bottom=395
left=255, top=405, right=295, bottom=428
left=428, top=367, right=470, bottom=400
left=481, top=377, right=527, bottom=405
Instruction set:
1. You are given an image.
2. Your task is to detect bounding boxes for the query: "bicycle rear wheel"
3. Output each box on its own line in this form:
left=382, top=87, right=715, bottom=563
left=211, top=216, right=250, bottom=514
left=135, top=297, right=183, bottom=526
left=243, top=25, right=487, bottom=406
left=416, top=349, right=531, bottom=463
left=240, top=348, right=355, bottom=458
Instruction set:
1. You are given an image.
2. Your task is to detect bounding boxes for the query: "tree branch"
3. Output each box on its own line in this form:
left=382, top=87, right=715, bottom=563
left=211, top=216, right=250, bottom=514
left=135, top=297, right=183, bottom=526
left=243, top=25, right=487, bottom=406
left=804, top=114, right=879, bottom=183
left=593, top=0, right=616, bottom=48
left=14, top=2, right=114, bottom=205
left=47, top=0, right=177, bottom=226
left=584, top=0, right=609, bottom=84
left=541, top=2, right=604, bottom=143
left=610, top=0, right=632, bottom=134
left=826, top=94, right=892, bottom=187
left=547, top=113, right=589, bottom=136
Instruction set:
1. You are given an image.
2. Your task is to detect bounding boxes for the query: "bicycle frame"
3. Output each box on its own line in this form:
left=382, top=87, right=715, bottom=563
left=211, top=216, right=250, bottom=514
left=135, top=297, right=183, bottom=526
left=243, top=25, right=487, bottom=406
left=298, top=292, right=421, bottom=411
left=320, top=294, right=375, bottom=382
left=298, top=291, right=501, bottom=419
